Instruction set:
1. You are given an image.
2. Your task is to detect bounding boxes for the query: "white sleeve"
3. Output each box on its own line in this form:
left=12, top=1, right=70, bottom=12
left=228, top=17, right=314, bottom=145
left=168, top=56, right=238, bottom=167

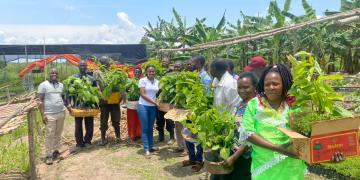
left=38, top=82, right=46, bottom=94
left=226, top=87, right=241, bottom=114
left=138, top=78, right=146, bottom=88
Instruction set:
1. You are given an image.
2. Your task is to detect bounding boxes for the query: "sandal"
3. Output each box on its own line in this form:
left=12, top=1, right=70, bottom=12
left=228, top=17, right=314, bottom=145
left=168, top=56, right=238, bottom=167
left=191, top=161, right=204, bottom=172
left=182, top=160, right=196, bottom=167
left=179, top=151, right=188, bottom=157
left=173, top=148, right=184, bottom=153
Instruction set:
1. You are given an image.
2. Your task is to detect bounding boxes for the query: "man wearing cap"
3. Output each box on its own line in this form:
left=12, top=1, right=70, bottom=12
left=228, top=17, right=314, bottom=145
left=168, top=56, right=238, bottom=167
left=243, top=56, right=267, bottom=79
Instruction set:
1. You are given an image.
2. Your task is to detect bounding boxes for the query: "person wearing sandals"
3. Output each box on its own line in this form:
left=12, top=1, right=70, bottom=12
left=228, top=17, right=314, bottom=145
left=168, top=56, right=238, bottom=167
left=182, top=56, right=212, bottom=172
left=137, top=65, right=160, bottom=157
left=211, top=71, right=257, bottom=180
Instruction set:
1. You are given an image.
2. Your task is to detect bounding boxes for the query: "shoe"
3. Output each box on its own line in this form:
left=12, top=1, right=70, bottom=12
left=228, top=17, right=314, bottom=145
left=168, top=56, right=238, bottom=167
left=144, top=150, right=151, bottom=158
left=182, top=160, right=196, bottom=167
left=191, top=162, right=204, bottom=172
left=115, top=137, right=122, bottom=144
left=52, top=150, right=60, bottom=160
left=173, top=148, right=184, bottom=153
left=158, top=131, right=165, bottom=142
left=84, top=143, right=92, bottom=148
left=149, top=147, right=159, bottom=152
left=179, top=151, right=188, bottom=157
left=167, top=139, right=175, bottom=145
left=45, top=156, right=53, bottom=165
left=70, top=144, right=84, bottom=153
left=98, top=138, right=107, bottom=146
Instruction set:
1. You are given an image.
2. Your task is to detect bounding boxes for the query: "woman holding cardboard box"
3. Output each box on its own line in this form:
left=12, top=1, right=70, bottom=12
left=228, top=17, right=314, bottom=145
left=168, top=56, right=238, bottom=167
left=240, top=64, right=307, bottom=180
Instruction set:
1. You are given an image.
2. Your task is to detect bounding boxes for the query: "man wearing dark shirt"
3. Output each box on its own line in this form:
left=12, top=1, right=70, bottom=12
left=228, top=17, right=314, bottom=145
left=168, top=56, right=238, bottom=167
left=72, top=60, right=97, bottom=149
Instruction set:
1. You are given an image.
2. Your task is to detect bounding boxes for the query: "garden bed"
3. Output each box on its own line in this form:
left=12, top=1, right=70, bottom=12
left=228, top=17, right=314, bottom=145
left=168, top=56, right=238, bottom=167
left=308, top=156, right=360, bottom=179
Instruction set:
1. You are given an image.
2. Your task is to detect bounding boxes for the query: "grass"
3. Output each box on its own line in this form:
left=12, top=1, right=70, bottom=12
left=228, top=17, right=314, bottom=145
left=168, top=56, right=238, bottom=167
left=0, top=122, right=30, bottom=173
left=0, top=111, right=44, bottom=174
left=321, top=156, right=360, bottom=179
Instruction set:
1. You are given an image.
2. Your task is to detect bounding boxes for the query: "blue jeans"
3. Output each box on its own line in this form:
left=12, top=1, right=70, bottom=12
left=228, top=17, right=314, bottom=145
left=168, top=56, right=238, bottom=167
left=137, top=104, right=157, bottom=151
left=185, top=141, right=203, bottom=162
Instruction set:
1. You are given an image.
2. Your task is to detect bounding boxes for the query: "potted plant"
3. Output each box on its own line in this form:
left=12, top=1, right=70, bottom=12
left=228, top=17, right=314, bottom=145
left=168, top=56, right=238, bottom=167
left=126, top=78, right=140, bottom=110
left=63, top=76, right=101, bottom=117
left=187, top=107, right=236, bottom=174
left=287, top=51, right=353, bottom=136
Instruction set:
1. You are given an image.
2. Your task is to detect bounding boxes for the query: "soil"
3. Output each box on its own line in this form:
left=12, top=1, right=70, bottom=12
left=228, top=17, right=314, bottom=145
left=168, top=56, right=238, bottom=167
left=35, top=108, right=325, bottom=180
left=36, top=108, right=208, bottom=180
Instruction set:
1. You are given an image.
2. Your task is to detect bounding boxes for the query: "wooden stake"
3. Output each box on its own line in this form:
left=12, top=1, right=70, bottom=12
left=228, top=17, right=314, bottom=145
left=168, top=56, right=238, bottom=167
left=27, top=110, right=36, bottom=180
left=34, top=112, right=44, bottom=139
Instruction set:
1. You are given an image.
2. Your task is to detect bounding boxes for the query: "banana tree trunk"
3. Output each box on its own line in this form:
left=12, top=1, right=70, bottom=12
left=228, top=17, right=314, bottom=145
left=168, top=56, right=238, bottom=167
left=344, top=48, right=353, bottom=74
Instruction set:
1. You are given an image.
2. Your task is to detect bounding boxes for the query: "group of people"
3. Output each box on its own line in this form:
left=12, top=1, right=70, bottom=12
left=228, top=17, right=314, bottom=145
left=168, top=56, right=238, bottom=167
left=136, top=56, right=344, bottom=180
left=37, top=55, right=343, bottom=180
left=38, top=57, right=124, bottom=165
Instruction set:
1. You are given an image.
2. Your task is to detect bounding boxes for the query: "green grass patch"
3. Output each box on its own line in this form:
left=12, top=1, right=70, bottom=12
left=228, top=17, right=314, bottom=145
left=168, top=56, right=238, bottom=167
left=0, top=112, right=43, bottom=174
left=0, top=122, right=29, bottom=173
left=321, top=156, right=360, bottom=179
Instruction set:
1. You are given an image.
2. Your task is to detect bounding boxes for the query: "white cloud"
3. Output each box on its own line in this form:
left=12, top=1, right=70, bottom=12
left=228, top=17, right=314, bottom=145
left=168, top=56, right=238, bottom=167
left=117, top=12, right=135, bottom=28
left=64, top=5, right=76, bottom=12
left=0, top=12, right=145, bottom=44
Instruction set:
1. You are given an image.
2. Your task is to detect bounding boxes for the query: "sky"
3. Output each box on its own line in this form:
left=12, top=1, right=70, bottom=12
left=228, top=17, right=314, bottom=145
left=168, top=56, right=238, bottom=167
left=0, top=0, right=341, bottom=45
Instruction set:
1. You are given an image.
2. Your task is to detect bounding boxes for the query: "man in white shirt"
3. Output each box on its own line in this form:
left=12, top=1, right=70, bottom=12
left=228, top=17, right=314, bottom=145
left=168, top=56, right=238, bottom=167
left=210, top=59, right=241, bottom=114
left=38, top=68, right=70, bottom=165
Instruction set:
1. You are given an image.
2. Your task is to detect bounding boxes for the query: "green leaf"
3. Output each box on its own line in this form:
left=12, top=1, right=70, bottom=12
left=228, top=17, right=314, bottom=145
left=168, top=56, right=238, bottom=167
left=212, top=145, right=220, bottom=151
left=220, top=147, right=230, bottom=160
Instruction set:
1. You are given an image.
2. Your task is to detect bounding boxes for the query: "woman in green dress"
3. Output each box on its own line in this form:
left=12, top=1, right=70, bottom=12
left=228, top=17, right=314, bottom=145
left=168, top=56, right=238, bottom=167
left=241, top=64, right=307, bottom=180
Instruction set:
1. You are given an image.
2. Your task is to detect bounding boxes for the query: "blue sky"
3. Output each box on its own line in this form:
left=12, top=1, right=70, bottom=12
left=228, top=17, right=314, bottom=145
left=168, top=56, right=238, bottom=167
left=0, top=0, right=341, bottom=44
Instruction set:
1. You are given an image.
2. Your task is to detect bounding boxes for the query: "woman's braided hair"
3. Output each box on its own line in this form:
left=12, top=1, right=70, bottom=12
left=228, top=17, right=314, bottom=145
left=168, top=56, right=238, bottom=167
left=256, top=63, right=293, bottom=99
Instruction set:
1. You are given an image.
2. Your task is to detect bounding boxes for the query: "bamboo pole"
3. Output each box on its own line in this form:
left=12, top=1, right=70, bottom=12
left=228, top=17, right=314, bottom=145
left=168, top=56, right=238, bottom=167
left=27, top=110, right=36, bottom=180
left=159, top=8, right=360, bottom=52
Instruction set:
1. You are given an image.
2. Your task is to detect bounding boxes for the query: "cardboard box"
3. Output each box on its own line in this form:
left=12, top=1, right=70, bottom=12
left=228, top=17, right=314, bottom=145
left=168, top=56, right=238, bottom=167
left=279, top=116, right=360, bottom=164
left=164, top=108, right=190, bottom=122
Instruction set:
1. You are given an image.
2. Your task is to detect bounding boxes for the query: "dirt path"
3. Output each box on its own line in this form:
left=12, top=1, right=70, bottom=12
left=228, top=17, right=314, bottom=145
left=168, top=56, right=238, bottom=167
left=37, top=109, right=208, bottom=180
left=36, top=109, right=324, bottom=180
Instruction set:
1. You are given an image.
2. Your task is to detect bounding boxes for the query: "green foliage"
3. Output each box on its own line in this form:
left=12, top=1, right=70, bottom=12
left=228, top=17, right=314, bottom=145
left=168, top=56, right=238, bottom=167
left=126, top=78, right=140, bottom=101
left=141, top=59, right=165, bottom=77
left=288, top=51, right=353, bottom=136
left=158, top=71, right=208, bottom=109
left=188, top=107, right=235, bottom=160
left=158, top=73, right=178, bottom=104
left=142, top=0, right=360, bottom=74
left=63, top=76, right=100, bottom=108
left=0, top=116, right=41, bottom=174
left=102, top=68, right=128, bottom=98
left=322, top=156, right=360, bottom=179
left=159, top=71, right=233, bottom=160
left=159, top=71, right=236, bottom=160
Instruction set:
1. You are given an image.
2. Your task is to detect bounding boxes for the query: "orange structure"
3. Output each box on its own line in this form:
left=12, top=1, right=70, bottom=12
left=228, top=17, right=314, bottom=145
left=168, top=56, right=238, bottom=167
left=18, top=54, right=140, bottom=78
